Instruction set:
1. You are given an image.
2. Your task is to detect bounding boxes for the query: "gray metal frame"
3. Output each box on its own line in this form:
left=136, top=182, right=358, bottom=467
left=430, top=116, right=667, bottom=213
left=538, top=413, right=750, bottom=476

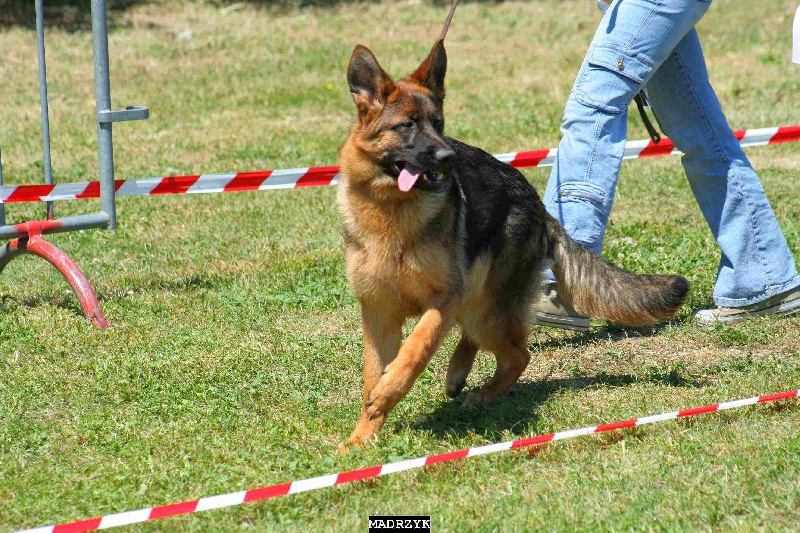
left=35, top=0, right=54, bottom=221
left=0, top=146, right=4, bottom=227
left=0, top=0, right=148, bottom=239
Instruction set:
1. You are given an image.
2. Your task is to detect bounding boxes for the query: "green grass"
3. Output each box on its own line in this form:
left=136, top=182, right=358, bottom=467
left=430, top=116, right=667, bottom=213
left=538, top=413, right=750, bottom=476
left=1, top=0, right=800, bottom=530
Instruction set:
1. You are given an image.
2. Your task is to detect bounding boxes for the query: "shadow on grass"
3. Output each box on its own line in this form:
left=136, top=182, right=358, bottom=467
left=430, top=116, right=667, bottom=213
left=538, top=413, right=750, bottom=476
left=0, top=291, right=85, bottom=320
left=0, top=0, right=141, bottom=31
left=411, top=369, right=701, bottom=439
left=0, top=0, right=351, bottom=31
left=0, top=0, right=503, bottom=30
left=107, top=272, right=219, bottom=297
left=530, top=318, right=687, bottom=351
left=0, top=271, right=219, bottom=323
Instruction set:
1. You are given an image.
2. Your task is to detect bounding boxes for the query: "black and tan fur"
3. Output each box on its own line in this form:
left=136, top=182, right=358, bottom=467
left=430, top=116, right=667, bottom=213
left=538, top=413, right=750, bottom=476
left=336, top=40, right=689, bottom=449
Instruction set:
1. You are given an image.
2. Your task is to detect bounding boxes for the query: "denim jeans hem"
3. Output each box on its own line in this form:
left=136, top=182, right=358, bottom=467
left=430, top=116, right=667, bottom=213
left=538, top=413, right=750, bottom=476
left=713, top=275, right=800, bottom=308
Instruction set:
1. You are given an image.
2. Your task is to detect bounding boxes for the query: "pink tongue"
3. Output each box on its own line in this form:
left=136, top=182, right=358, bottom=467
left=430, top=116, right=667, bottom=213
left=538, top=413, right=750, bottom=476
left=398, top=164, right=422, bottom=192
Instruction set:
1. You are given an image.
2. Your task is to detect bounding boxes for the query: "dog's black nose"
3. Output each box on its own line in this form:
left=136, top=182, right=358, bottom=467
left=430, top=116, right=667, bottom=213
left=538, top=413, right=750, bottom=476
left=434, top=148, right=456, bottom=166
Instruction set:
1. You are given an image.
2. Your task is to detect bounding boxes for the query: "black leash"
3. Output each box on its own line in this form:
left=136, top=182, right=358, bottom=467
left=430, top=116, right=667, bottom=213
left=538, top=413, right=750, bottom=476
left=633, top=91, right=662, bottom=145
left=439, top=0, right=460, bottom=41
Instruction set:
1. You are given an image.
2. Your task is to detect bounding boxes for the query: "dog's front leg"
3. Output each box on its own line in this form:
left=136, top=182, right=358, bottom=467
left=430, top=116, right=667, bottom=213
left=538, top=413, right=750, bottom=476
left=343, top=305, right=403, bottom=450
left=363, top=298, right=459, bottom=423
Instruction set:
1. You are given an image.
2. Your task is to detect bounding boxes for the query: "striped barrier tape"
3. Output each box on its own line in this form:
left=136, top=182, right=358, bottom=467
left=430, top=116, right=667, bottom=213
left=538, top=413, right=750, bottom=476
left=15, top=388, right=799, bottom=533
left=2, top=125, right=798, bottom=205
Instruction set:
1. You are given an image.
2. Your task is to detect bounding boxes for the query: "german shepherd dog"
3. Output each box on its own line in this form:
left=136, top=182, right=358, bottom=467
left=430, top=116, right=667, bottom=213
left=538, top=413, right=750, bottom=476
left=336, top=39, right=689, bottom=449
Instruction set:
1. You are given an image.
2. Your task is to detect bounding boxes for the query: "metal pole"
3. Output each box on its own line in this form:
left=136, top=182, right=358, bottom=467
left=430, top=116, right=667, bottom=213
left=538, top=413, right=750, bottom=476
left=35, top=0, right=55, bottom=221
left=0, top=213, right=110, bottom=241
left=0, top=145, right=5, bottom=226
left=90, top=0, right=117, bottom=230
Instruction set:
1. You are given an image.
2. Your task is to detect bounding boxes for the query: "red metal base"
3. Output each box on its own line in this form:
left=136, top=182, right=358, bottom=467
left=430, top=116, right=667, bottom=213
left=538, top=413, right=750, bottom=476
left=0, top=220, right=107, bottom=329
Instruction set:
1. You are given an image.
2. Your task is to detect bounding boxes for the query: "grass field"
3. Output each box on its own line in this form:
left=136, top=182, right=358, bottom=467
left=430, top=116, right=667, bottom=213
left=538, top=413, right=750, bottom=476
left=1, top=0, right=799, bottom=530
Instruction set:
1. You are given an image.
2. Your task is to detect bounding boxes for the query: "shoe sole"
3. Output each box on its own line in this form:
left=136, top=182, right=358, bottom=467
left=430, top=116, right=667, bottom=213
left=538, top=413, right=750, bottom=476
left=532, top=312, right=590, bottom=332
left=694, top=296, right=800, bottom=325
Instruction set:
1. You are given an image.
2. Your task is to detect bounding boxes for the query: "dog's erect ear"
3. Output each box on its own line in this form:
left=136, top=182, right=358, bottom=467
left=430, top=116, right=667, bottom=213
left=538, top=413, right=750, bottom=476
left=410, top=39, right=447, bottom=104
left=347, top=45, right=396, bottom=115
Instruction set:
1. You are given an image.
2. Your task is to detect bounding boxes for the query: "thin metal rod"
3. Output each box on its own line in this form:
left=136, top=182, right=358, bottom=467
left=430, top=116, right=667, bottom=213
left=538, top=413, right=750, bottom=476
left=0, top=145, right=5, bottom=226
left=90, top=0, right=117, bottom=230
left=0, top=212, right=110, bottom=241
left=35, top=0, right=55, bottom=221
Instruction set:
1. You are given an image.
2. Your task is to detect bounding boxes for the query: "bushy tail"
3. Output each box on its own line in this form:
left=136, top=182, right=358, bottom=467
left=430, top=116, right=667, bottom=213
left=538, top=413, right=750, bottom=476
left=546, top=215, right=689, bottom=326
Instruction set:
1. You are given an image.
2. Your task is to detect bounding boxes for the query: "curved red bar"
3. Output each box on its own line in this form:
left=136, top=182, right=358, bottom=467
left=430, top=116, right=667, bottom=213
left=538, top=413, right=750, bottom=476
left=0, top=220, right=107, bottom=329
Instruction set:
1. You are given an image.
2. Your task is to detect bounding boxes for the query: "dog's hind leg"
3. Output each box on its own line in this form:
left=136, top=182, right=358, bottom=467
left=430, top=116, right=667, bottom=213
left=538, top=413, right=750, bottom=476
left=461, top=330, right=530, bottom=409
left=445, top=334, right=479, bottom=398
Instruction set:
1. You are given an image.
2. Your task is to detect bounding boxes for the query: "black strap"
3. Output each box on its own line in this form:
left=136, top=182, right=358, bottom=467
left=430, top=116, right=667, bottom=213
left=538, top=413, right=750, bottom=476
left=439, top=0, right=460, bottom=41
left=633, top=92, right=661, bottom=145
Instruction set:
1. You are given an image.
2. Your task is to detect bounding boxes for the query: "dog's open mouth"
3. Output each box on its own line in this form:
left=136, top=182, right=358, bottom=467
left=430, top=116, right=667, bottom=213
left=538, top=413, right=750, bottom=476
left=391, top=161, right=445, bottom=192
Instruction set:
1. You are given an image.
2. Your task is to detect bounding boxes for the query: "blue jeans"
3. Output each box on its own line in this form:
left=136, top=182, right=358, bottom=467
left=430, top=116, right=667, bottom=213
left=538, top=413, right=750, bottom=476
left=543, top=0, right=800, bottom=307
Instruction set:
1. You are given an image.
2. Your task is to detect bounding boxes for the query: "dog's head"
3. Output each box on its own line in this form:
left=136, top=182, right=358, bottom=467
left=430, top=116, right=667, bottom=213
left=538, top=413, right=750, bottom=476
left=342, top=41, right=455, bottom=193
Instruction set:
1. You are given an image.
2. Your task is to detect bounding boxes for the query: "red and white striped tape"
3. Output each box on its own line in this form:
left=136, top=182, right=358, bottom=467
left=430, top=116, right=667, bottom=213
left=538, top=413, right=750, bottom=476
left=2, top=125, right=798, bottom=205
left=16, top=388, right=799, bottom=533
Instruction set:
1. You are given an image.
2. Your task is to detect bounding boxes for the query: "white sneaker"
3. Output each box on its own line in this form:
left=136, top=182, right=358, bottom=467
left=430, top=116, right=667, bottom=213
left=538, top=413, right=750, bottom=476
left=694, top=287, right=800, bottom=325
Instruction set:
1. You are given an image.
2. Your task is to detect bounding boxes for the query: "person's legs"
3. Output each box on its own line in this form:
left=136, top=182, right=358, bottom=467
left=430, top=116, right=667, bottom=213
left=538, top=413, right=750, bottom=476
left=645, top=29, right=800, bottom=313
left=542, top=0, right=711, bottom=254
left=534, top=0, right=710, bottom=329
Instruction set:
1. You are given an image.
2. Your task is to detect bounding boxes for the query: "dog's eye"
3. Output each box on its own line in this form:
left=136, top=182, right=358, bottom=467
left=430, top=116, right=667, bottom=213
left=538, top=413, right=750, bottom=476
left=394, top=120, right=414, bottom=130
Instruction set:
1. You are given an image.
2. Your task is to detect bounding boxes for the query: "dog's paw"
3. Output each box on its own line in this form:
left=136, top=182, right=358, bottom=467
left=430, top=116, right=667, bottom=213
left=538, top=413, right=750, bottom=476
left=445, top=378, right=466, bottom=398
left=364, top=389, right=388, bottom=420
left=461, top=389, right=492, bottom=410
left=345, top=411, right=387, bottom=451
left=364, top=374, right=405, bottom=420
left=338, top=436, right=372, bottom=454
left=337, top=441, right=353, bottom=455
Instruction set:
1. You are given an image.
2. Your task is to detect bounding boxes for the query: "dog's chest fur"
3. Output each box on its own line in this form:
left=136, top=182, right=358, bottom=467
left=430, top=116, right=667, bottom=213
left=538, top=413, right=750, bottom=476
left=337, top=185, right=461, bottom=313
